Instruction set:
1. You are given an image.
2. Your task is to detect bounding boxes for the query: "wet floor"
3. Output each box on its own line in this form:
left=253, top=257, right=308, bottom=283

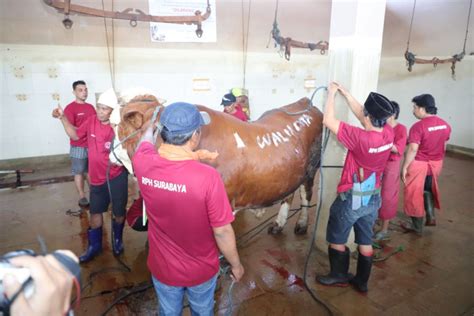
left=0, top=152, right=473, bottom=315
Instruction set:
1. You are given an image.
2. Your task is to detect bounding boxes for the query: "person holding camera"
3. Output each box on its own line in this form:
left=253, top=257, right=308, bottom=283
left=2, top=250, right=79, bottom=316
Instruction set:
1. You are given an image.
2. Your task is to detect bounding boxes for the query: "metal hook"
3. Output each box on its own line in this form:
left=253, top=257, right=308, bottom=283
left=62, top=14, right=73, bottom=29
left=195, top=25, right=203, bottom=38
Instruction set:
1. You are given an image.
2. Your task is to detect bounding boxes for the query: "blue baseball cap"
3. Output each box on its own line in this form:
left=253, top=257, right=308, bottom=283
left=160, top=102, right=210, bottom=135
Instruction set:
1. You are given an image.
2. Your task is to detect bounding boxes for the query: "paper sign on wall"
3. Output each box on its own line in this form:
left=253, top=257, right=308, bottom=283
left=149, top=0, right=216, bottom=43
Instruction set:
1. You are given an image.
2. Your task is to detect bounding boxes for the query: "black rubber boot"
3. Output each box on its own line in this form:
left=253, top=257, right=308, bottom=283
left=112, top=221, right=125, bottom=256
left=412, top=217, right=424, bottom=234
left=316, top=247, right=352, bottom=287
left=424, top=191, right=436, bottom=226
left=401, top=217, right=423, bottom=235
left=350, top=252, right=373, bottom=293
left=79, top=227, right=103, bottom=263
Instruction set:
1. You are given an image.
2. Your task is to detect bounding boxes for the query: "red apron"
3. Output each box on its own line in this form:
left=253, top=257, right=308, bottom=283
left=379, top=159, right=402, bottom=220
left=404, top=160, right=443, bottom=217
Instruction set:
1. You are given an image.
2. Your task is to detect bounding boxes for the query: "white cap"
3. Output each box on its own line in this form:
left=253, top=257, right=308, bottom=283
left=97, top=88, right=118, bottom=109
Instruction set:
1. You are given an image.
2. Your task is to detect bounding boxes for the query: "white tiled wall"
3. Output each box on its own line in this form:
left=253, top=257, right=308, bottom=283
left=0, top=44, right=327, bottom=160
left=1, top=44, right=472, bottom=160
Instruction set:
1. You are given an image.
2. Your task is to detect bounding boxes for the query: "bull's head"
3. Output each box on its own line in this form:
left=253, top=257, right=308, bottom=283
left=117, top=94, right=164, bottom=158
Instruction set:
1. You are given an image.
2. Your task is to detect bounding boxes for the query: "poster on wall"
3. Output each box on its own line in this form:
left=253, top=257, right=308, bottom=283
left=149, top=0, right=216, bottom=42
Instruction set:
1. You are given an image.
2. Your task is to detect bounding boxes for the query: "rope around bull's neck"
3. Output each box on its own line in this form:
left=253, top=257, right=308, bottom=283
left=112, top=105, right=163, bottom=152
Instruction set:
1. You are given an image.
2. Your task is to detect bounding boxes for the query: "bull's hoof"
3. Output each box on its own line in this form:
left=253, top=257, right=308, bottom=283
left=294, top=224, right=308, bottom=235
left=267, top=222, right=284, bottom=235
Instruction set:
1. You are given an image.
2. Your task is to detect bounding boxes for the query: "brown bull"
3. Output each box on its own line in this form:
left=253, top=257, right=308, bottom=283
left=117, top=96, right=323, bottom=234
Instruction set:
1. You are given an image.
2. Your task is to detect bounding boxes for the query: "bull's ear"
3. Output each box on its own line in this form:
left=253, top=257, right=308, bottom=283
left=123, top=111, right=144, bottom=130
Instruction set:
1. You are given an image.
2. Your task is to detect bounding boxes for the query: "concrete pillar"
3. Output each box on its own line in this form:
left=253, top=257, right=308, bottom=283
left=315, top=0, right=387, bottom=252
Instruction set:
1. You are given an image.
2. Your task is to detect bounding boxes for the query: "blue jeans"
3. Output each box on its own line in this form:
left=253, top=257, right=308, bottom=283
left=326, top=192, right=381, bottom=245
left=152, top=274, right=218, bottom=316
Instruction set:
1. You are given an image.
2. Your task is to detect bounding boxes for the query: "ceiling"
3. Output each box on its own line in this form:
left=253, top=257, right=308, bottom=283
left=0, top=0, right=472, bottom=57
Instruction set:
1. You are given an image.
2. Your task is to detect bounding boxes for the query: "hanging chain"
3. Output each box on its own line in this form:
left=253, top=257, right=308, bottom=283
left=462, top=0, right=472, bottom=53
left=406, top=0, right=417, bottom=51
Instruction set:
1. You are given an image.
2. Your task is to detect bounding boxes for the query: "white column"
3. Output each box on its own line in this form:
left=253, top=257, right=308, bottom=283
left=316, top=0, right=387, bottom=252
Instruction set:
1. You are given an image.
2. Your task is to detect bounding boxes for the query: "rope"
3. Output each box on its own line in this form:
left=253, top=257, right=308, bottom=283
left=462, top=0, right=472, bottom=53
left=225, top=280, right=236, bottom=316
left=106, top=160, right=132, bottom=273
left=102, top=0, right=116, bottom=90
left=406, top=0, right=416, bottom=51
left=273, top=0, right=279, bottom=24
left=241, top=0, right=251, bottom=89
left=302, top=86, right=334, bottom=316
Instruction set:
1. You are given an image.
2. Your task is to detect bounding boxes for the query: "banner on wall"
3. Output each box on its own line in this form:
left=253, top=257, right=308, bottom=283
left=149, top=0, right=216, bottom=42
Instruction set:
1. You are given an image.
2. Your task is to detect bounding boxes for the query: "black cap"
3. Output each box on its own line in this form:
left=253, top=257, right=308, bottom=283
left=364, top=92, right=394, bottom=120
left=221, top=93, right=236, bottom=106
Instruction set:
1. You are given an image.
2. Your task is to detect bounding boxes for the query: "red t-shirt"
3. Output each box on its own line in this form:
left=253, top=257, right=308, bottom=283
left=389, top=123, right=408, bottom=161
left=408, top=116, right=451, bottom=161
left=224, top=104, right=248, bottom=122
left=337, top=122, right=394, bottom=193
left=76, top=116, right=124, bottom=185
left=132, top=142, right=235, bottom=286
left=63, top=101, right=96, bottom=147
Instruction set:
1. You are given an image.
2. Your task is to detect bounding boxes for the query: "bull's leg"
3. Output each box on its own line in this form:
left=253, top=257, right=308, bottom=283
left=268, top=194, right=295, bottom=235
left=294, top=179, right=314, bottom=235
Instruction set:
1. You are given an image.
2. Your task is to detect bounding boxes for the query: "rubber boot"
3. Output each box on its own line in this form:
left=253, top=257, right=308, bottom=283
left=112, top=221, right=125, bottom=256
left=79, top=227, right=103, bottom=263
left=316, top=247, right=352, bottom=287
left=350, top=252, right=373, bottom=293
left=401, top=217, right=423, bottom=235
left=412, top=217, right=424, bottom=234
left=424, top=191, right=436, bottom=226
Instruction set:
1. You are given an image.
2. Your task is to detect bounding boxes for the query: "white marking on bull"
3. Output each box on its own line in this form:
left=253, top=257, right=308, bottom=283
left=271, top=132, right=283, bottom=146
left=233, top=132, right=246, bottom=148
left=276, top=132, right=290, bottom=142
left=257, top=114, right=313, bottom=149
left=284, top=125, right=296, bottom=137
left=257, top=134, right=272, bottom=149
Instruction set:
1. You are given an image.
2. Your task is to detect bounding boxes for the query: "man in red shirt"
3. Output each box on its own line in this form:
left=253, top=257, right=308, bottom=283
left=374, top=101, right=407, bottom=241
left=221, top=93, right=248, bottom=122
left=316, top=83, right=394, bottom=293
left=402, top=94, right=451, bottom=235
left=54, top=89, right=128, bottom=263
left=132, top=102, right=244, bottom=315
left=62, top=81, right=96, bottom=207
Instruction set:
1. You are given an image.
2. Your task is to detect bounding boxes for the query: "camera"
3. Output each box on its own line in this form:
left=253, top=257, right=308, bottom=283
left=0, top=249, right=81, bottom=315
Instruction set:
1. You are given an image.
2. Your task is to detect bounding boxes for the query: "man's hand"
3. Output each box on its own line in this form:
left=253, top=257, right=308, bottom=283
left=52, top=104, right=64, bottom=119
left=337, top=83, right=349, bottom=96
left=401, top=167, right=408, bottom=184
left=3, top=250, right=77, bottom=316
left=230, top=262, right=244, bottom=282
left=328, top=82, right=339, bottom=95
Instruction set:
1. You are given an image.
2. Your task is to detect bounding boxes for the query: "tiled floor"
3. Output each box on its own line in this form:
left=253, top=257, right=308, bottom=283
left=0, top=152, right=472, bottom=315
